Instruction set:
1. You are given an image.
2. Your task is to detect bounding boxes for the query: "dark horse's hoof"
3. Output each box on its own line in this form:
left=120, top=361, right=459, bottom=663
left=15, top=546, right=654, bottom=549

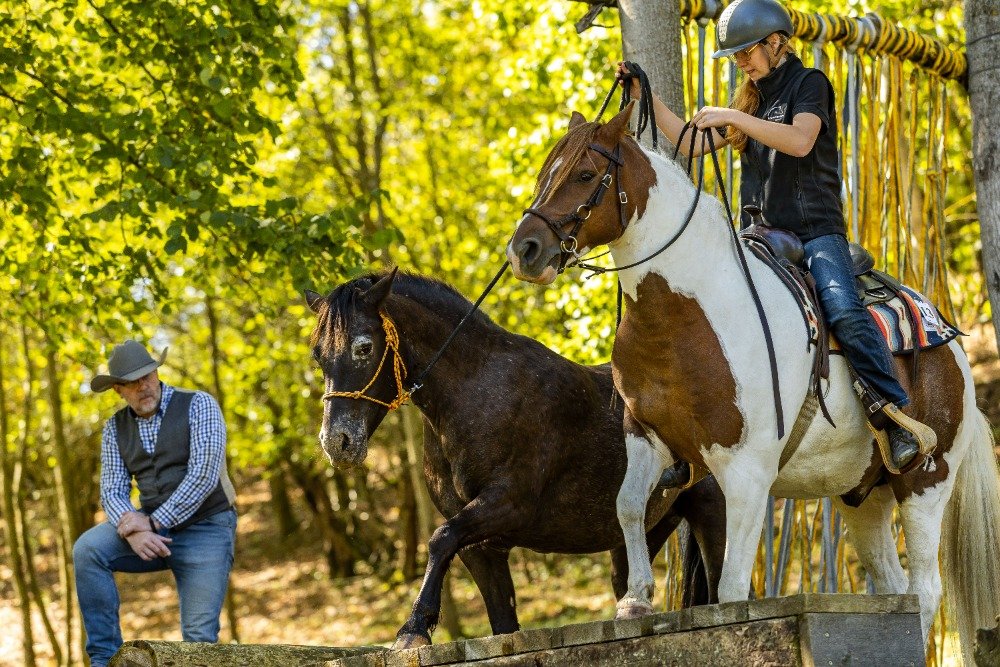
left=393, top=633, right=431, bottom=650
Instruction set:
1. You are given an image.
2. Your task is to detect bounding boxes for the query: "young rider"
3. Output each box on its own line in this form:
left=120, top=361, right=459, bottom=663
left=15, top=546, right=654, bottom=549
left=618, top=0, right=932, bottom=488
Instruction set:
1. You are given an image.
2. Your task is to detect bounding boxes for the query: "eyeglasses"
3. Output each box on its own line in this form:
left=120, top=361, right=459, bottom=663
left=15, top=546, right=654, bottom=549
left=729, top=42, right=764, bottom=63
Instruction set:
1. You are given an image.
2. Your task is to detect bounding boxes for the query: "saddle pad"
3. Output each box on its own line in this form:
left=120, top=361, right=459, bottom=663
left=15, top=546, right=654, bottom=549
left=831, top=284, right=961, bottom=355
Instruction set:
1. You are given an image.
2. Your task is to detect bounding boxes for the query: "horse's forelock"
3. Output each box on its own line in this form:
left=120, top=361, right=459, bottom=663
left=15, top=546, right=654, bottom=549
left=309, top=276, right=377, bottom=351
left=536, top=121, right=600, bottom=205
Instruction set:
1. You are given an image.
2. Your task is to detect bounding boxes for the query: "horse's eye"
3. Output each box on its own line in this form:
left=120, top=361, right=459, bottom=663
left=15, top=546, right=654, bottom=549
left=352, top=340, right=373, bottom=359
left=579, top=171, right=596, bottom=183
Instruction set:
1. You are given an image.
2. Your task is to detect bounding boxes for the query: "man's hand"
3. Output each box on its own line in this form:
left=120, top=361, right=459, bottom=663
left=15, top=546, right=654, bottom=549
left=125, top=531, right=173, bottom=561
left=117, top=510, right=154, bottom=538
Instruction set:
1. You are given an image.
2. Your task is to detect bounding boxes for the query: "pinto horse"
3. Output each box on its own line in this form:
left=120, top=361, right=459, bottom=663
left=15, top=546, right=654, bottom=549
left=506, top=103, right=1000, bottom=657
left=305, top=270, right=727, bottom=648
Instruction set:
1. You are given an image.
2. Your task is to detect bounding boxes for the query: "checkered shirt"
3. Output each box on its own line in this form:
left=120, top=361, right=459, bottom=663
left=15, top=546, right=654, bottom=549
left=100, top=384, right=228, bottom=529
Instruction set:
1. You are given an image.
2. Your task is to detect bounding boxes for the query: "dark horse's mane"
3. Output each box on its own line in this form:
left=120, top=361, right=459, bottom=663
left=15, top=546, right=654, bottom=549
left=312, top=270, right=500, bottom=348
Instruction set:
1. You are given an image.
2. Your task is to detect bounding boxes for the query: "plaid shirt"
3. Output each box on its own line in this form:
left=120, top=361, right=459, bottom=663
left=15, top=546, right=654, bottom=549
left=100, top=383, right=228, bottom=529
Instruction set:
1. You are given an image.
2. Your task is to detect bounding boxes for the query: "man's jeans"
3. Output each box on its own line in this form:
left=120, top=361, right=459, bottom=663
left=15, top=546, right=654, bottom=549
left=73, top=508, right=237, bottom=667
left=804, top=233, right=909, bottom=408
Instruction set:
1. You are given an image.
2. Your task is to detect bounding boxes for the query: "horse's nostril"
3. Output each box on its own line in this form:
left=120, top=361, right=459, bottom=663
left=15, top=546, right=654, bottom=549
left=340, top=433, right=350, bottom=451
left=518, top=237, right=541, bottom=265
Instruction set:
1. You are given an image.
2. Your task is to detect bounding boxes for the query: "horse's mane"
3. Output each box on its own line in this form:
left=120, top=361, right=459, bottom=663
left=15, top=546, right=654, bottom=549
left=311, top=271, right=498, bottom=348
left=536, top=121, right=601, bottom=204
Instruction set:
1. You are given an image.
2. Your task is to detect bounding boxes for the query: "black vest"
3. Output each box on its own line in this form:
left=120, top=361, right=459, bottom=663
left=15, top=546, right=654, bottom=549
left=114, top=389, right=234, bottom=531
left=739, top=55, right=846, bottom=241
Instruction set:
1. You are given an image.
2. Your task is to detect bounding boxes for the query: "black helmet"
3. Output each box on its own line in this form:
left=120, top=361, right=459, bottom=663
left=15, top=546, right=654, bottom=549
left=712, top=0, right=794, bottom=59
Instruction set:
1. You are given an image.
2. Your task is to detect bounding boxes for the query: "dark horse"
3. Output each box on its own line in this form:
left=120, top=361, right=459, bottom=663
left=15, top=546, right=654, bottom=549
left=305, top=269, right=726, bottom=648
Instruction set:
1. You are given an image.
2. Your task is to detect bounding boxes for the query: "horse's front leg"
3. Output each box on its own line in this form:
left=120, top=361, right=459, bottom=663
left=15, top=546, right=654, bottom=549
left=394, top=491, right=520, bottom=648
left=711, top=452, right=775, bottom=602
left=615, top=411, right=672, bottom=619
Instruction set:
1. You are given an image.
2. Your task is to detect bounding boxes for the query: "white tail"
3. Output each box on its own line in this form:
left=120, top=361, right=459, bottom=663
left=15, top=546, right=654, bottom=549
left=940, top=407, right=1000, bottom=664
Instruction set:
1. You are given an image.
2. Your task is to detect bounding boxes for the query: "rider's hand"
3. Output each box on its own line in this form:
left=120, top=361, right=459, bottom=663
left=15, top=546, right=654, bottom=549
left=691, top=106, right=734, bottom=130
left=125, top=530, right=173, bottom=561
left=616, top=62, right=642, bottom=99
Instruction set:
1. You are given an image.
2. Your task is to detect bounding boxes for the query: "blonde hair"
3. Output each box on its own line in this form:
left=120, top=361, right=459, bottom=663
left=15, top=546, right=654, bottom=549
left=726, top=37, right=796, bottom=153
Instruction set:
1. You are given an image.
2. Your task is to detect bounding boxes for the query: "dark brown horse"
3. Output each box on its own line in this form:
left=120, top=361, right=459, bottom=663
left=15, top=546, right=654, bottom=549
left=305, top=270, right=726, bottom=648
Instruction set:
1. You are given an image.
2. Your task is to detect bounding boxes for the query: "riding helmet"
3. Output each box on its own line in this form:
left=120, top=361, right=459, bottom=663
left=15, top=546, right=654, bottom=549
left=712, top=0, right=795, bottom=59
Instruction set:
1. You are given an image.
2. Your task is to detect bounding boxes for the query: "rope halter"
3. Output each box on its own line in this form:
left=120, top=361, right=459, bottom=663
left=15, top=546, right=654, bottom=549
left=321, top=310, right=411, bottom=411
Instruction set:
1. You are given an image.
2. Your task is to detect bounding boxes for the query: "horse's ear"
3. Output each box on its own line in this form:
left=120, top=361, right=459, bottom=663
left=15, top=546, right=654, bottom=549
left=597, top=100, right=636, bottom=143
left=305, top=289, right=324, bottom=313
left=569, top=111, right=587, bottom=129
left=360, top=267, right=398, bottom=308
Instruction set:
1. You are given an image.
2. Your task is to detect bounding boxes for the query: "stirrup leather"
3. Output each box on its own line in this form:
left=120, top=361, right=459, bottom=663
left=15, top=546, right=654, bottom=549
left=868, top=404, right=937, bottom=475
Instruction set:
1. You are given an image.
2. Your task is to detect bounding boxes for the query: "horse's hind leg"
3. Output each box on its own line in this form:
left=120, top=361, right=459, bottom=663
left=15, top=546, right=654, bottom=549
left=615, top=413, right=672, bottom=619
left=458, top=545, right=518, bottom=635
left=896, top=478, right=954, bottom=640
left=832, top=486, right=907, bottom=594
left=674, top=476, right=727, bottom=605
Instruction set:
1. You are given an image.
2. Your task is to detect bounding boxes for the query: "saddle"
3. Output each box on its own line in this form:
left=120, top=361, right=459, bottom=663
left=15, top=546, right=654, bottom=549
left=738, top=206, right=960, bottom=480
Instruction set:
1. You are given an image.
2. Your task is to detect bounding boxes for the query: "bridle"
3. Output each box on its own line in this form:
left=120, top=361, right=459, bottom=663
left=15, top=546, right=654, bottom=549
left=321, top=310, right=411, bottom=412
left=522, top=142, right=629, bottom=273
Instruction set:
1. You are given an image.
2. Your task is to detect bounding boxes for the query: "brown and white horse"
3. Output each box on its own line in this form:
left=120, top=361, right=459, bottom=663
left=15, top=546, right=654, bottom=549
left=506, top=103, right=1000, bottom=658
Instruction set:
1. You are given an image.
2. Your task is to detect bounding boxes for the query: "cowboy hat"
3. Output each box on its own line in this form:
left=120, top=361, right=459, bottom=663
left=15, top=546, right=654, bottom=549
left=90, top=340, right=168, bottom=393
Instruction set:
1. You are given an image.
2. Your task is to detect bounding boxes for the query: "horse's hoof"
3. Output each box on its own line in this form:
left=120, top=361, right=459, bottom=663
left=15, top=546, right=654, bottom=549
left=615, top=599, right=654, bottom=620
left=393, top=633, right=431, bottom=650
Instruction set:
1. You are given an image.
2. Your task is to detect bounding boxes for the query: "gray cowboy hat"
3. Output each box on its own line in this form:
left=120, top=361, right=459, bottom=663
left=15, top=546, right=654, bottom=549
left=91, top=340, right=168, bottom=393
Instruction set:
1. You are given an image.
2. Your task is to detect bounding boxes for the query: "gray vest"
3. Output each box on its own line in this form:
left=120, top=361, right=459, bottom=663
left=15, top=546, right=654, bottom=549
left=114, top=388, right=235, bottom=531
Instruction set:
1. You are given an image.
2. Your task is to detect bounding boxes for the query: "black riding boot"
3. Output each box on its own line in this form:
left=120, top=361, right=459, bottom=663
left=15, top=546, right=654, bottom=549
left=656, top=460, right=691, bottom=489
left=886, top=423, right=920, bottom=470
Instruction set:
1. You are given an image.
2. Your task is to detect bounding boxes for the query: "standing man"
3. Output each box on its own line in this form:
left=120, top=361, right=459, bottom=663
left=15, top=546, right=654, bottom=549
left=74, top=340, right=237, bottom=667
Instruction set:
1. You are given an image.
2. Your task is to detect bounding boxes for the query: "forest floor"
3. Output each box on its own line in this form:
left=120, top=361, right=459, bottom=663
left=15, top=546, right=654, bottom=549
left=1, top=325, right=997, bottom=666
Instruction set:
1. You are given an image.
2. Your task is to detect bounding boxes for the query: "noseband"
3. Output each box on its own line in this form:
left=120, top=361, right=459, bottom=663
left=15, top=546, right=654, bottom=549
left=522, top=142, right=629, bottom=272
left=321, top=310, right=411, bottom=411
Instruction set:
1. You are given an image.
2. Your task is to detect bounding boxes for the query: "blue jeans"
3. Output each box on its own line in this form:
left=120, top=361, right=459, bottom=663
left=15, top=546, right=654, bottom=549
left=73, top=508, right=237, bottom=667
left=803, top=233, right=908, bottom=407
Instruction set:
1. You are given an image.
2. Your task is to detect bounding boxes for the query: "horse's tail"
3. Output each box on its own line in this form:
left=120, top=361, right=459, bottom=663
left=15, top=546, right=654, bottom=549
left=940, top=406, right=1000, bottom=662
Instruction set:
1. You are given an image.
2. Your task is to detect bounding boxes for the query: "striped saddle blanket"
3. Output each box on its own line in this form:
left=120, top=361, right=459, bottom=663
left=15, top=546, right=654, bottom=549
left=827, top=275, right=961, bottom=354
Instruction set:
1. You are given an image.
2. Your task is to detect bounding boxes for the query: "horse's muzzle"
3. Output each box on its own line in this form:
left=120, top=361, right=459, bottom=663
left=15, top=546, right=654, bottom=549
left=507, top=236, right=560, bottom=284
left=318, top=422, right=368, bottom=467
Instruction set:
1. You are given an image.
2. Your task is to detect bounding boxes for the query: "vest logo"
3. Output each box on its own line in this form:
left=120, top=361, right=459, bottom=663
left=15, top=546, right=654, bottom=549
left=765, top=103, right=787, bottom=122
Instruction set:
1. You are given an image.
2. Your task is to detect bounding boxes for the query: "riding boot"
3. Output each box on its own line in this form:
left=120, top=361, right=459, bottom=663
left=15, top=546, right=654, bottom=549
left=656, top=460, right=691, bottom=489
left=885, top=423, right=920, bottom=470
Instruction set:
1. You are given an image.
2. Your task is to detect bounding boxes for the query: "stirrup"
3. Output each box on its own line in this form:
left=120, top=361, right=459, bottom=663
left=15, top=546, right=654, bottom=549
left=868, top=404, right=937, bottom=475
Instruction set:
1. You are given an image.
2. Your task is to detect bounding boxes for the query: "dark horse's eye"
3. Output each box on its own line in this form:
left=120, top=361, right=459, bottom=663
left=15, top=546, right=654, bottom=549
left=353, top=340, right=373, bottom=359
left=579, top=171, right=596, bottom=183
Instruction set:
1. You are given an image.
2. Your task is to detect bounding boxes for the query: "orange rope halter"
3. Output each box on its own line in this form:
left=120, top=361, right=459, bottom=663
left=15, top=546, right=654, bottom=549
left=321, top=310, right=411, bottom=411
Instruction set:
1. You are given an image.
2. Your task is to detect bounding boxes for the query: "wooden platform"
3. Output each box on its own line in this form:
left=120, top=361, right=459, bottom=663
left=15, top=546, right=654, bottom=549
left=110, top=593, right=927, bottom=667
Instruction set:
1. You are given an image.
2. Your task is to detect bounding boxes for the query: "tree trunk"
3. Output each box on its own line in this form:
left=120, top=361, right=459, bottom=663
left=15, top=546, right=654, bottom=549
left=44, top=343, right=79, bottom=666
left=18, top=327, right=61, bottom=663
left=108, top=640, right=382, bottom=667
left=205, top=297, right=241, bottom=643
left=399, top=432, right=419, bottom=580
left=965, top=0, right=1000, bottom=354
left=0, top=332, right=37, bottom=666
left=267, top=465, right=299, bottom=539
left=618, top=0, right=686, bottom=151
